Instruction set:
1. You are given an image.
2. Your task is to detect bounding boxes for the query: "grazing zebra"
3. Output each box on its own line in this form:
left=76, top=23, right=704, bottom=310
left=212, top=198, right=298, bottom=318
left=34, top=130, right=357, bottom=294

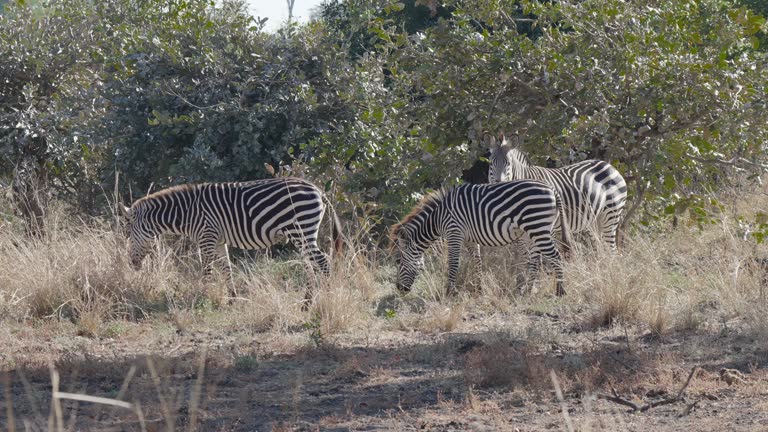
left=488, top=134, right=627, bottom=248
left=120, top=177, right=342, bottom=303
left=390, top=181, right=573, bottom=296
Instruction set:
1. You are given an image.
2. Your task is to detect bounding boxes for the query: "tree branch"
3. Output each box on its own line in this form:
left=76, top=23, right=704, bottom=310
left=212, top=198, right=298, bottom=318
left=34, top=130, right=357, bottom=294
left=596, top=366, right=699, bottom=413
left=688, top=154, right=768, bottom=172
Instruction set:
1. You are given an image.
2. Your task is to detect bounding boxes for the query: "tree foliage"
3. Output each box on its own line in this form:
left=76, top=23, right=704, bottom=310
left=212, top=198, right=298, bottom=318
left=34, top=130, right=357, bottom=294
left=311, top=0, right=768, bottom=222
left=0, top=0, right=767, bottom=231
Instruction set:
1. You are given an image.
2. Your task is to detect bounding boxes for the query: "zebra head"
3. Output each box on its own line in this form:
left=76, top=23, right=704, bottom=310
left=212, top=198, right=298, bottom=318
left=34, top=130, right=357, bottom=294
left=488, top=133, right=524, bottom=183
left=390, top=225, right=426, bottom=293
left=120, top=204, right=154, bottom=270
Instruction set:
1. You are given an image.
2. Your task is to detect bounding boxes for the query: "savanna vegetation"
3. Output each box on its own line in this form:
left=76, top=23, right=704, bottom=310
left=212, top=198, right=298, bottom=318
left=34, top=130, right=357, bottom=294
left=0, top=0, right=767, bottom=430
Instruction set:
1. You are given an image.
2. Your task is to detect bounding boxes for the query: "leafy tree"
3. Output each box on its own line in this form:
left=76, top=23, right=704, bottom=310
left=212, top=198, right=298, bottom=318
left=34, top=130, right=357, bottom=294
left=1, top=0, right=354, bottom=220
left=82, top=1, right=354, bottom=204
left=309, top=0, right=768, bottom=225
left=739, top=0, right=768, bottom=49
left=1, top=0, right=767, bottom=236
left=0, top=0, right=107, bottom=231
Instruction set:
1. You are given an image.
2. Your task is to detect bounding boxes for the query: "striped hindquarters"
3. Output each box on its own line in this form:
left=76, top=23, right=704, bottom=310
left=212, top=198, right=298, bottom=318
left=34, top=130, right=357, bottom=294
left=532, top=160, right=627, bottom=233
left=449, top=181, right=560, bottom=248
left=196, top=178, right=327, bottom=250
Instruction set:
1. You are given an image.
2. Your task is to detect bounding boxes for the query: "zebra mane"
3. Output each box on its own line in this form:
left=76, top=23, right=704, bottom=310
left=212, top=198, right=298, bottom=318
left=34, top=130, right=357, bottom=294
left=389, top=188, right=447, bottom=246
left=507, top=145, right=532, bottom=167
left=131, top=183, right=198, bottom=208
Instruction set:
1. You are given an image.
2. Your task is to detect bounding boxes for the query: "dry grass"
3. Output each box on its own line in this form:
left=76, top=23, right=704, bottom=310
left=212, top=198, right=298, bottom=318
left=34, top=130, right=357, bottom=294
left=0, top=184, right=766, bottom=347
left=3, top=194, right=764, bottom=347
left=561, top=219, right=768, bottom=339
left=0, top=213, right=202, bottom=326
left=1, top=183, right=768, bottom=430
left=0, top=206, right=390, bottom=343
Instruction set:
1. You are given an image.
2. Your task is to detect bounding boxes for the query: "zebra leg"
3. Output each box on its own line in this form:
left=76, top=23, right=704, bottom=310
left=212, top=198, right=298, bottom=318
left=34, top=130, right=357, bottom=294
left=532, top=238, right=566, bottom=296
left=523, top=249, right=543, bottom=294
left=216, top=242, right=238, bottom=298
left=598, top=212, right=621, bottom=250
left=199, top=235, right=242, bottom=301
left=199, top=236, right=223, bottom=278
left=472, top=244, right=483, bottom=275
left=291, top=236, right=331, bottom=309
left=445, top=234, right=463, bottom=297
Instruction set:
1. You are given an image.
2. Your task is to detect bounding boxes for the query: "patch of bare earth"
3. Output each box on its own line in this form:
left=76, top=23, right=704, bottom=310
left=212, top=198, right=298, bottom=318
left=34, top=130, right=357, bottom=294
left=1, top=304, right=766, bottom=431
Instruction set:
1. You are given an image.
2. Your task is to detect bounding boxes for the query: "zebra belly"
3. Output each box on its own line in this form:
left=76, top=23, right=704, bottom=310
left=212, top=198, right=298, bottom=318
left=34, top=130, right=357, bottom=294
left=223, top=232, right=276, bottom=250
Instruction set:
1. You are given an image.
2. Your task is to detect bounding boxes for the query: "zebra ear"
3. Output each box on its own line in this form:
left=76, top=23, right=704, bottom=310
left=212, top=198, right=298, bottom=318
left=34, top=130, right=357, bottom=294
left=119, top=204, right=132, bottom=219
left=487, top=133, right=499, bottom=150
left=505, top=133, right=521, bottom=149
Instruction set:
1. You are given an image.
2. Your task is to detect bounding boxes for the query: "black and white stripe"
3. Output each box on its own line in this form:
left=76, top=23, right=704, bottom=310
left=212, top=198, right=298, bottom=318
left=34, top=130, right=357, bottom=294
left=120, top=177, right=342, bottom=301
left=390, top=181, right=572, bottom=296
left=488, top=134, right=627, bottom=248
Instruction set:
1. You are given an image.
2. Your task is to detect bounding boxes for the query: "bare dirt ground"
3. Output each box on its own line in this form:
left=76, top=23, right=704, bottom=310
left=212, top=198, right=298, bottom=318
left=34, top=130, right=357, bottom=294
left=1, top=298, right=767, bottom=432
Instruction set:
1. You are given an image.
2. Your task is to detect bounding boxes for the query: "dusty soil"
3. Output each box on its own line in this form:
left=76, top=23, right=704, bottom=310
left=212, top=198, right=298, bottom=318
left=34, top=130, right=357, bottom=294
left=1, top=303, right=767, bottom=431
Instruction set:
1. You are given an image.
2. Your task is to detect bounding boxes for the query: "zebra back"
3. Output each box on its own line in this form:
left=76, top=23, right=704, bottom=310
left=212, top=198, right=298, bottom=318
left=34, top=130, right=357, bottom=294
left=489, top=136, right=627, bottom=239
left=127, top=178, right=340, bottom=253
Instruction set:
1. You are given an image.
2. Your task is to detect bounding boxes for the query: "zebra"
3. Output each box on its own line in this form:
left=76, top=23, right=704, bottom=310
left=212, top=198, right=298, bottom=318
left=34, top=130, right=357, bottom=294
left=488, top=134, right=627, bottom=249
left=390, top=180, right=573, bottom=296
left=119, top=177, right=342, bottom=304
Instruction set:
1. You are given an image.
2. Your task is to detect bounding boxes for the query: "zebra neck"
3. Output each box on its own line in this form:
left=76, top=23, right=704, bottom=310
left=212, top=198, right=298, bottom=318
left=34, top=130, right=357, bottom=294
left=506, top=151, right=532, bottom=179
left=148, top=188, right=200, bottom=236
left=410, top=206, right=445, bottom=249
left=521, top=165, right=546, bottom=180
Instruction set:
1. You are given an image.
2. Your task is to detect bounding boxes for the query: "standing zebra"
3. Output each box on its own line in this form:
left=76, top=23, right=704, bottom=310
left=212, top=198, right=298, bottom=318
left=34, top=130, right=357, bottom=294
left=488, top=134, right=627, bottom=249
left=120, top=177, right=342, bottom=303
left=390, top=181, right=573, bottom=296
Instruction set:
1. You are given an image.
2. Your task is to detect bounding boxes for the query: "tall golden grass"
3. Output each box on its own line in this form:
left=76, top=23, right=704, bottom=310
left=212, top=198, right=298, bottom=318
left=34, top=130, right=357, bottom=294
left=0, top=184, right=766, bottom=343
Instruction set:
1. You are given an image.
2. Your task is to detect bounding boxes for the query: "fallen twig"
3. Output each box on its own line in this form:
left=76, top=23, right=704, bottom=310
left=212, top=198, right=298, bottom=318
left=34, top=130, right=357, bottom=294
left=676, top=366, right=699, bottom=400
left=595, top=393, right=642, bottom=411
left=596, top=366, right=699, bottom=413
left=680, top=399, right=700, bottom=417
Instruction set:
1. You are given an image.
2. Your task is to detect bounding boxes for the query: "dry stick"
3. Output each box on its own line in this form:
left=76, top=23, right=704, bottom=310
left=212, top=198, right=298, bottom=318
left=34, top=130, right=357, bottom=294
left=134, top=402, right=148, bottom=432
left=102, top=365, right=137, bottom=423
left=63, top=382, right=87, bottom=431
left=146, top=358, right=175, bottom=432
left=49, top=365, right=64, bottom=432
left=53, top=392, right=133, bottom=409
left=550, top=370, right=575, bottom=432
left=597, top=366, right=699, bottom=413
left=680, top=399, right=700, bottom=417
left=187, top=349, right=208, bottom=432
left=676, top=366, right=699, bottom=400
left=3, top=372, right=17, bottom=432
left=637, top=365, right=700, bottom=412
left=113, top=170, right=120, bottom=231
left=595, top=393, right=642, bottom=411
left=51, top=388, right=141, bottom=432
left=15, top=368, right=46, bottom=429
left=622, top=323, right=633, bottom=356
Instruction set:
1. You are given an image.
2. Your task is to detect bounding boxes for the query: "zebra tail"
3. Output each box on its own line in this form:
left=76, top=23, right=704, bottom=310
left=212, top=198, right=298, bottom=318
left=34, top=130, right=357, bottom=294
left=323, top=194, right=344, bottom=257
left=555, top=190, right=573, bottom=259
